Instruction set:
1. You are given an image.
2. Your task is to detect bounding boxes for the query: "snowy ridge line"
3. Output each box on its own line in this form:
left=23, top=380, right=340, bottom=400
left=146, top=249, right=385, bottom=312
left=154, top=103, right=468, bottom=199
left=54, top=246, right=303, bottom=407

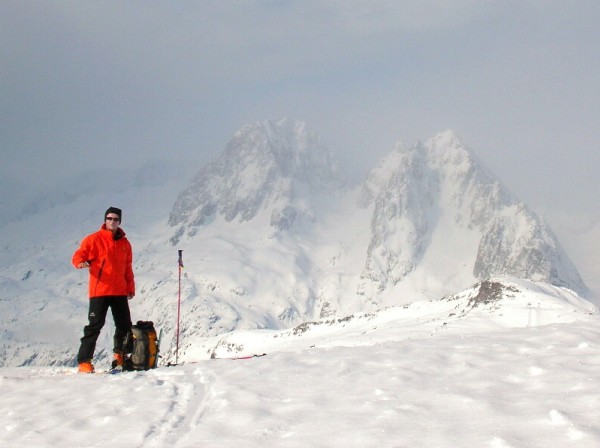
left=181, top=278, right=599, bottom=363
left=8, top=274, right=599, bottom=373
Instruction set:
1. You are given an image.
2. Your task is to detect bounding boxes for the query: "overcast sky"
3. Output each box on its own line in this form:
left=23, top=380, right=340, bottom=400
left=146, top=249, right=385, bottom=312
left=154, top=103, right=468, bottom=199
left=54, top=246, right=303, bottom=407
left=1, top=1, right=599, bottom=215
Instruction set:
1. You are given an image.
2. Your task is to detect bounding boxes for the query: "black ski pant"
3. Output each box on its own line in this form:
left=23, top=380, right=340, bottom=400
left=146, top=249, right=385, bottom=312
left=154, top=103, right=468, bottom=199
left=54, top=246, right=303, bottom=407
left=77, top=295, right=132, bottom=364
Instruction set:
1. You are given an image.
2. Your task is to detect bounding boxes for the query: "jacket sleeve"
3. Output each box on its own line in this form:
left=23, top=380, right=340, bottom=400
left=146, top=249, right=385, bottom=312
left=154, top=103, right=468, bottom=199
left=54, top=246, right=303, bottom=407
left=125, top=241, right=135, bottom=296
left=72, top=234, right=93, bottom=268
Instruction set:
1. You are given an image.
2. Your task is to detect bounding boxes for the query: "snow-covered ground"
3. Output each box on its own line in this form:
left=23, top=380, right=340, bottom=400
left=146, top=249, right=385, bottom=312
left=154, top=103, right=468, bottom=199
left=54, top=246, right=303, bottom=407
left=2, top=129, right=600, bottom=447
left=2, top=280, right=599, bottom=448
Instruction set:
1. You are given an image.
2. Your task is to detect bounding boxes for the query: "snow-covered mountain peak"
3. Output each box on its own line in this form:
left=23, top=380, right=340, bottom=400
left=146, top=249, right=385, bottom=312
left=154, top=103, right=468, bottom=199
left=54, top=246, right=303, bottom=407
left=168, top=119, right=343, bottom=243
left=226, top=118, right=339, bottom=188
left=427, top=130, right=473, bottom=172
left=428, top=128, right=463, bottom=151
left=358, top=129, right=587, bottom=297
left=360, top=130, right=492, bottom=210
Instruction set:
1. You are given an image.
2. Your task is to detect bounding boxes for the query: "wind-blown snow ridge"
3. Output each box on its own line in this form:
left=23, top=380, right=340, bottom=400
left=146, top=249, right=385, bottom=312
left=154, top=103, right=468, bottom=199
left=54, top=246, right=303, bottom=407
left=184, top=278, right=596, bottom=361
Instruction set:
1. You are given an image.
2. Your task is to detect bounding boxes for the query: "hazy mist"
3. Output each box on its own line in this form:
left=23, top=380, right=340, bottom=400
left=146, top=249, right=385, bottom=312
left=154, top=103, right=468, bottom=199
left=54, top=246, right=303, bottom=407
left=2, top=1, right=599, bottom=216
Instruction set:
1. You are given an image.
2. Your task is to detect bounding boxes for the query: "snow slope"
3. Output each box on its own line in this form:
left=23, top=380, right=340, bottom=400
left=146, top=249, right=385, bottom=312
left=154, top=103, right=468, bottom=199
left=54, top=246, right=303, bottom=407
left=1, top=279, right=599, bottom=448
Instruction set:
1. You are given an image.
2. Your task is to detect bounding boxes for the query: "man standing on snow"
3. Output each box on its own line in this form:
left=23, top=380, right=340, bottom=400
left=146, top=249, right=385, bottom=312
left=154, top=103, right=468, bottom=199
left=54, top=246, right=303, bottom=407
left=73, top=207, right=135, bottom=373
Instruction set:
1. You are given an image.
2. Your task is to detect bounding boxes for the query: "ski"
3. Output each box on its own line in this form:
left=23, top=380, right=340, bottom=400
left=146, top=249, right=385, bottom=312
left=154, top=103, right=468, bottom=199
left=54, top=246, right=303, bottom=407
left=231, top=353, right=267, bottom=360
left=209, top=352, right=267, bottom=360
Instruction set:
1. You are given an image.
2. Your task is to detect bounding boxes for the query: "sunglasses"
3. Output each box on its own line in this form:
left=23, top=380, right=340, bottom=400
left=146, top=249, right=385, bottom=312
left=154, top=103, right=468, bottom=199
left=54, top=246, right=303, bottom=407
left=106, top=217, right=120, bottom=222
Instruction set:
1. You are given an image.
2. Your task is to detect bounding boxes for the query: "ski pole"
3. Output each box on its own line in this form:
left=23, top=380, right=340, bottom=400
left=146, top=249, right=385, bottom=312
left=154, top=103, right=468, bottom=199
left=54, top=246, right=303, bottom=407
left=176, top=249, right=183, bottom=365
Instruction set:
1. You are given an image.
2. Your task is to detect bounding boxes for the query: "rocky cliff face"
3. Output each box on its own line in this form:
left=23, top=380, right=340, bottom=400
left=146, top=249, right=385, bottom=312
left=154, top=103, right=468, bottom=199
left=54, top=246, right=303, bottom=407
left=167, top=121, right=586, bottom=310
left=360, top=143, right=437, bottom=288
left=169, top=119, right=342, bottom=244
left=359, top=130, right=587, bottom=295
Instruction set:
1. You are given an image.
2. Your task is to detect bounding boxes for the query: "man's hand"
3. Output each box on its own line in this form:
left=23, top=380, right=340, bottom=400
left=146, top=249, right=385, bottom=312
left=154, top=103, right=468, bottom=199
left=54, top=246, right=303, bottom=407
left=77, top=262, right=90, bottom=269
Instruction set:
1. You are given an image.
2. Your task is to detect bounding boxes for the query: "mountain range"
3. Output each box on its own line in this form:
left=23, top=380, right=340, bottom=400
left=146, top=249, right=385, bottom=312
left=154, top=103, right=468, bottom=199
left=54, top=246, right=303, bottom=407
left=0, top=118, right=595, bottom=367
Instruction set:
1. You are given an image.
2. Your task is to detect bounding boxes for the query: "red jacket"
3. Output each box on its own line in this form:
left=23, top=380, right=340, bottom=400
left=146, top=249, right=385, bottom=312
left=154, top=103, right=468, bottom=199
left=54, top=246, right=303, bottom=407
left=72, top=224, right=135, bottom=298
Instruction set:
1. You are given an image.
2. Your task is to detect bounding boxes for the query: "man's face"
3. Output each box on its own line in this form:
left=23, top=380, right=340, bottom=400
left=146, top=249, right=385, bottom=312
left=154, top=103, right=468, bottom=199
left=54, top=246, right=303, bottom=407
left=105, top=214, right=120, bottom=231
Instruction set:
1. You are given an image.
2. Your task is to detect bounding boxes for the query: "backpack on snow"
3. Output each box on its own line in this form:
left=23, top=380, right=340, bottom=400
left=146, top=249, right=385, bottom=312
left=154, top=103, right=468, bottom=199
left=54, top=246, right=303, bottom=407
left=127, top=320, right=159, bottom=370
